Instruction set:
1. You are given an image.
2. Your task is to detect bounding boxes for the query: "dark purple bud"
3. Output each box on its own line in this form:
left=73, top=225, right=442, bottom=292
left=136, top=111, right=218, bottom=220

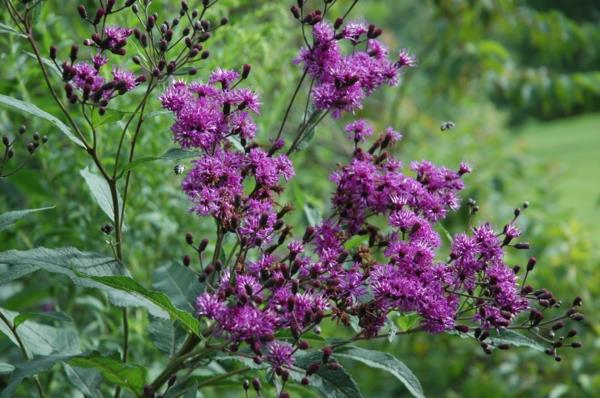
left=327, top=362, right=341, bottom=370
left=334, top=17, right=344, bottom=29
left=290, top=5, right=300, bottom=19
left=77, top=4, right=87, bottom=19
left=182, top=255, right=191, bottom=266
left=200, top=50, right=210, bottom=59
left=454, top=325, right=469, bottom=333
left=527, top=257, right=536, bottom=271
left=570, top=313, right=584, bottom=322
left=241, top=63, right=251, bottom=79
left=2, top=136, right=9, bottom=146
left=322, top=346, right=332, bottom=363
left=572, top=296, right=582, bottom=307
left=70, top=45, right=79, bottom=62
left=220, top=17, right=229, bottom=25
left=252, top=377, right=261, bottom=392
left=571, top=341, right=582, bottom=348
left=106, top=0, right=115, bottom=13
left=94, top=8, right=105, bottom=24
left=307, top=363, right=320, bottom=375
left=514, top=243, right=530, bottom=250
left=185, top=232, right=193, bottom=244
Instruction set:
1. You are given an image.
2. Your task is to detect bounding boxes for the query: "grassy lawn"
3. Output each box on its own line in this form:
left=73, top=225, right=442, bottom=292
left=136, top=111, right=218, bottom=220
left=515, top=113, right=600, bottom=240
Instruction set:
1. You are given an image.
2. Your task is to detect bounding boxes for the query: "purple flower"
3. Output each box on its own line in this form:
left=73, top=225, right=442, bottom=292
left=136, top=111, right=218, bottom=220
left=72, top=62, right=104, bottom=92
left=345, top=119, right=374, bottom=142
left=209, top=68, right=240, bottom=89
left=103, top=26, right=132, bottom=50
left=112, top=68, right=137, bottom=92
left=196, top=293, right=226, bottom=319
left=266, top=341, right=295, bottom=368
left=397, top=48, right=417, bottom=68
left=342, top=22, right=369, bottom=43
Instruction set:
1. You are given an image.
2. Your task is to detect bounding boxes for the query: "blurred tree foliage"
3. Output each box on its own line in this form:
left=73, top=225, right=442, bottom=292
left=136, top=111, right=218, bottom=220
left=1, top=0, right=598, bottom=397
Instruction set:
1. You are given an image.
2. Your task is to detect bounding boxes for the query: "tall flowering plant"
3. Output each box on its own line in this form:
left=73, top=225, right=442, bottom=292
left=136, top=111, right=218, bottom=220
left=0, top=1, right=584, bottom=397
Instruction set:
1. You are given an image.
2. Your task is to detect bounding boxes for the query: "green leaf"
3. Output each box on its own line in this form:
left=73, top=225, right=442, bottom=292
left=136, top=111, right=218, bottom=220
left=81, top=274, right=201, bottom=335
left=0, top=206, right=54, bottom=231
left=69, top=354, right=147, bottom=397
left=0, top=363, right=15, bottom=374
left=334, top=347, right=425, bottom=398
left=303, top=204, right=322, bottom=227
left=449, top=329, right=545, bottom=352
left=0, top=94, right=85, bottom=148
left=274, top=329, right=325, bottom=342
left=0, top=247, right=173, bottom=318
left=153, top=262, right=203, bottom=313
left=63, top=364, right=103, bottom=398
left=0, top=307, right=81, bottom=356
left=24, top=51, right=61, bottom=77
left=14, top=311, right=72, bottom=328
left=80, top=167, right=123, bottom=225
left=0, top=354, right=67, bottom=398
left=117, top=148, right=199, bottom=178
left=294, top=351, right=363, bottom=398
left=0, top=22, right=26, bottom=38
left=148, top=317, right=186, bottom=356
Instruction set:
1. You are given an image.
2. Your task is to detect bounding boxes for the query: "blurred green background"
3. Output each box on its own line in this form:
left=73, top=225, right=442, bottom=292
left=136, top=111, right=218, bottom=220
left=1, top=0, right=598, bottom=397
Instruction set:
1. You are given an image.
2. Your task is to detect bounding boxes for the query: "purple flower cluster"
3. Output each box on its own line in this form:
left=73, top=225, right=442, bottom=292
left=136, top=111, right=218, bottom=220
left=161, top=69, right=292, bottom=245
left=161, top=6, right=584, bottom=386
left=296, top=21, right=416, bottom=117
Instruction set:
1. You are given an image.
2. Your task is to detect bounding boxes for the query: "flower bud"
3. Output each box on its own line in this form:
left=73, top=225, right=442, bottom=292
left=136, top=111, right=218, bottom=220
left=252, top=377, right=261, bottom=392
left=49, top=45, right=57, bottom=60
left=70, top=45, right=79, bottom=62
left=454, top=325, right=469, bottom=333
left=290, top=5, right=301, bottom=19
left=182, top=255, right=191, bottom=266
left=334, top=17, right=344, bottom=29
left=526, top=257, right=536, bottom=271
left=77, top=5, right=87, bottom=19
left=242, top=63, right=251, bottom=79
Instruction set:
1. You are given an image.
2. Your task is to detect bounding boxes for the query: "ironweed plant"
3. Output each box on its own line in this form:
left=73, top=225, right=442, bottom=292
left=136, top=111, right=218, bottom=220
left=0, top=0, right=585, bottom=397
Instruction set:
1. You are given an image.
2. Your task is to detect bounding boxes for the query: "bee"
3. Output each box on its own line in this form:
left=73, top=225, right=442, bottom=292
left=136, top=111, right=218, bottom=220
left=173, top=164, right=185, bottom=175
left=440, top=121, right=455, bottom=131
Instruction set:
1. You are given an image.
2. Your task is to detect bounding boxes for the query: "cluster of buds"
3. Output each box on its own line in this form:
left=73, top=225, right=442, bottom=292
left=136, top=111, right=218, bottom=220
left=1, top=125, right=47, bottom=178
left=47, top=0, right=225, bottom=114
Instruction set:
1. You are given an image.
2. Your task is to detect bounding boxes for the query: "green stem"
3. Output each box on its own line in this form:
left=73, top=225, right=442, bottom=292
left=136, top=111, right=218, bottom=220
left=275, top=69, right=308, bottom=141
left=196, top=367, right=250, bottom=388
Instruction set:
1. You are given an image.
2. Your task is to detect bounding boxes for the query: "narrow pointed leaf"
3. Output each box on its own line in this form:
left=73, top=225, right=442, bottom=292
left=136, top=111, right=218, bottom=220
left=0, top=94, right=84, bottom=147
left=334, top=346, right=425, bottom=398
left=0, top=206, right=54, bottom=231
left=81, top=274, right=201, bottom=335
